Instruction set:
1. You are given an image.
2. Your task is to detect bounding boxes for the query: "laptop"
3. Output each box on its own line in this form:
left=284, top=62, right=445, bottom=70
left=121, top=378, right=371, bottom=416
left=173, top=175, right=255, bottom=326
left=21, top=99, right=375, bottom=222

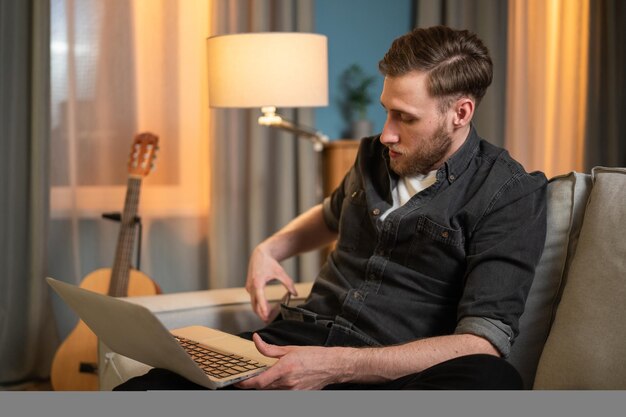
left=46, top=277, right=277, bottom=389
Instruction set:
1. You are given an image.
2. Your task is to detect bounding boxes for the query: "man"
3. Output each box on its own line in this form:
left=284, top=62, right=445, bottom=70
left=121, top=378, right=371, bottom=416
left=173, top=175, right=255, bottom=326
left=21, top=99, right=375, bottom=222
left=117, top=26, right=547, bottom=390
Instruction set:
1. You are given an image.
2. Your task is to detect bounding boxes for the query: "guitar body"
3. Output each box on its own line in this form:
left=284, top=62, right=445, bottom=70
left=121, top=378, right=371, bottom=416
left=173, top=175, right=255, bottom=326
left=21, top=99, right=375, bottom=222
left=50, top=268, right=160, bottom=391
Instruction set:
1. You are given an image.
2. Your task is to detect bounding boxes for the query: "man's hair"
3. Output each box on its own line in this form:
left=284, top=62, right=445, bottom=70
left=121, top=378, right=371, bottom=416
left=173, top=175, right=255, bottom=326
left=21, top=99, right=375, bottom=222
left=379, top=26, right=493, bottom=107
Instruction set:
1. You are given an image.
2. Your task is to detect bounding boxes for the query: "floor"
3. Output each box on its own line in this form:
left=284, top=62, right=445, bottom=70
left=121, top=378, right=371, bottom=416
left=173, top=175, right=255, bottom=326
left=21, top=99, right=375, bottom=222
left=1, top=379, right=53, bottom=391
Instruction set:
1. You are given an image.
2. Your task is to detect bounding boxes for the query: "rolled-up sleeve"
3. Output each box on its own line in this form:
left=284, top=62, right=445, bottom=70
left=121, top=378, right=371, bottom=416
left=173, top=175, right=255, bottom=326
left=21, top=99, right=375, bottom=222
left=455, top=316, right=514, bottom=357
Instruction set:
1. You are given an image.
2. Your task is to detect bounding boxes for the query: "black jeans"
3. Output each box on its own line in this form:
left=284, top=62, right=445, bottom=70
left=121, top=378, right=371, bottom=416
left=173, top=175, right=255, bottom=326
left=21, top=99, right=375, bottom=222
left=114, top=320, right=522, bottom=391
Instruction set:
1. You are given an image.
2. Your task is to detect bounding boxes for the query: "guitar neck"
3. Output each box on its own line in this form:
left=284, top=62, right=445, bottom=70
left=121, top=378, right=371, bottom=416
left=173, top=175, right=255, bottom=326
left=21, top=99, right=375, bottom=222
left=108, top=176, right=142, bottom=297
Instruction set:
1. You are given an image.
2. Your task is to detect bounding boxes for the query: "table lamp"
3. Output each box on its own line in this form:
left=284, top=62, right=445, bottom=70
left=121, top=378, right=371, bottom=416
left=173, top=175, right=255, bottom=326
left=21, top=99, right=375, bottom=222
left=206, top=32, right=329, bottom=152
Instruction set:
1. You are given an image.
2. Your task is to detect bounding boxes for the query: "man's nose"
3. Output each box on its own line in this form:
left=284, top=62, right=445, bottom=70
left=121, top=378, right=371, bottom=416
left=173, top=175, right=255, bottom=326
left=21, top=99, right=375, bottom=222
left=380, top=119, right=399, bottom=144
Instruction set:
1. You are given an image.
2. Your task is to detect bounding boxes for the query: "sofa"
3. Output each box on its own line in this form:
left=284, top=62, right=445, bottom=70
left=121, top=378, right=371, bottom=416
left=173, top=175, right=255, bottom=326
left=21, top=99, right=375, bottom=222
left=99, top=167, right=626, bottom=390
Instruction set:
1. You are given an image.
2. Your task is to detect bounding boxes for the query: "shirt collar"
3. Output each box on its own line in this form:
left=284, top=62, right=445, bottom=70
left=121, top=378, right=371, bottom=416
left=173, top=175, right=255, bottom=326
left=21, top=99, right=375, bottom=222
left=440, top=124, right=481, bottom=185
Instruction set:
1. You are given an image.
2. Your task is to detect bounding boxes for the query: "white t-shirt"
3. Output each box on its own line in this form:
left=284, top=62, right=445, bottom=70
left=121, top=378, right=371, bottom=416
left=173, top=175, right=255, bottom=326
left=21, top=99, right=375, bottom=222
left=379, top=170, right=437, bottom=222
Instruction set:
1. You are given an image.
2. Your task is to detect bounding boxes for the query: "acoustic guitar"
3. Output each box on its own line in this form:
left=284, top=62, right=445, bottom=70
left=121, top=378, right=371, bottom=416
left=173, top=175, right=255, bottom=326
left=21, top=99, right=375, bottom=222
left=51, top=132, right=162, bottom=391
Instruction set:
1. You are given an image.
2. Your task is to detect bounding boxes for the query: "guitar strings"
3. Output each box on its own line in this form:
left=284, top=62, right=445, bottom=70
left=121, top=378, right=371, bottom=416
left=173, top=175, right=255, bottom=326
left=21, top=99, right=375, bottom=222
left=109, top=177, right=142, bottom=297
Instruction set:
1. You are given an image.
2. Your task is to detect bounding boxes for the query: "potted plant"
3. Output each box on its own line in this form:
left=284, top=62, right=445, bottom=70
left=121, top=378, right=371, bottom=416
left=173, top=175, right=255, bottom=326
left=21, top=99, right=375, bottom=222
left=338, top=64, right=377, bottom=139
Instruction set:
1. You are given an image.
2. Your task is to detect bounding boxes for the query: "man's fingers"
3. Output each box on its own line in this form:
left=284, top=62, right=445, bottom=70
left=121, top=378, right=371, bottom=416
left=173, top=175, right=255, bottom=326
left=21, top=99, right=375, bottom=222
left=236, top=368, right=279, bottom=390
left=253, top=286, right=269, bottom=321
left=274, top=274, right=298, bottom=297
left=252, top=333, right=286, bottom=358
left=236, top=335, right=287, bottom=390
left=252, top=274, right=296, bottom=322
left=288, top=283, right=299, bottom=297
left=252, top=333, right=273, bottom=356
left=265, top=303, right=282, bottom=324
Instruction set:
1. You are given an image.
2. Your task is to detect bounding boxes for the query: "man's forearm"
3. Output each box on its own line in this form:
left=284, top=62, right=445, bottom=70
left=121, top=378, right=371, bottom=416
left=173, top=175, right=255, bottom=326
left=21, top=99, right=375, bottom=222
left=331, top=333, right=499, bottom=385
left=258, top=204, right=337, bottom=261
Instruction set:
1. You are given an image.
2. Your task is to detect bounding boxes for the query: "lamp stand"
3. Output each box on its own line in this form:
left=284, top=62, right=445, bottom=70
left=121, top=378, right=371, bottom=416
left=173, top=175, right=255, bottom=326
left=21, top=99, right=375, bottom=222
left=258, top=106, right=329, bottom=152
left=257, top=106, right=328, bottom=203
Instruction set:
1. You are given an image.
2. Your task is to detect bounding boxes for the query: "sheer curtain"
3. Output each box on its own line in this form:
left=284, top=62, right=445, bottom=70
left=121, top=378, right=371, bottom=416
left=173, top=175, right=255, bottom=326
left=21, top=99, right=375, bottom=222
left=208, top=0, right=320, bottom=289
left=505, top=0, right=589, bottom=178
left=0, top=0, right=57, bottom=388
left=508, top=0, right=626, bottom=176
left=49, top=0, right=211, bottom=339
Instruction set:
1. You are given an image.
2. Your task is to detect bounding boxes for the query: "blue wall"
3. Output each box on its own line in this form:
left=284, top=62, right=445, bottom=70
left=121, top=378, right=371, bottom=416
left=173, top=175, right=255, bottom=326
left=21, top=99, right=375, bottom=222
left=314, top=0, right=413, bottom=140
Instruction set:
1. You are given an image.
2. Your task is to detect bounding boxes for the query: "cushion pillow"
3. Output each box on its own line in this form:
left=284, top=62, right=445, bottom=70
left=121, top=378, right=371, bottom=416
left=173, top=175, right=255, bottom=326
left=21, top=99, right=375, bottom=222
left=507, top=172, right=591, bottom=389
left=533, top=167, right=626, bottom=389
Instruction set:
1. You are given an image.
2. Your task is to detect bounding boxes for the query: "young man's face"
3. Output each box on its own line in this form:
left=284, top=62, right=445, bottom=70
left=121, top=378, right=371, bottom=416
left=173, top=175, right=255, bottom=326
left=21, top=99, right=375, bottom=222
left=379, top=71, right=456, bottom=177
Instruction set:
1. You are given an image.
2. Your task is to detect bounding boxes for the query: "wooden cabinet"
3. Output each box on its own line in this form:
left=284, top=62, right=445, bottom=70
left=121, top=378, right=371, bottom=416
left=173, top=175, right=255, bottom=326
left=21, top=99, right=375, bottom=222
left=322, top=139, right=360, bottom=196
left=321, top=139, right=360, bottom=256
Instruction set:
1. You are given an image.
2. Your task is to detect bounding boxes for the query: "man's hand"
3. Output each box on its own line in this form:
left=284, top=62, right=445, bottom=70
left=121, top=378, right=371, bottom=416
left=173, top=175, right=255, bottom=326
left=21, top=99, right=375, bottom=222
left=243, top=204, right=336, bottom=322
left=245, top=247, right=298, bottom=322
left=235, top=333, right=347, bottom=390
left=235, top=332, right=500, bottom=390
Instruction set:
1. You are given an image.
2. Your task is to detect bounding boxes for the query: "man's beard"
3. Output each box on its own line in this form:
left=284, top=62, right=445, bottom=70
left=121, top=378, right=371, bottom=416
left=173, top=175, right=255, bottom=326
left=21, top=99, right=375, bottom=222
left=388, top=123, right=452, bottom=176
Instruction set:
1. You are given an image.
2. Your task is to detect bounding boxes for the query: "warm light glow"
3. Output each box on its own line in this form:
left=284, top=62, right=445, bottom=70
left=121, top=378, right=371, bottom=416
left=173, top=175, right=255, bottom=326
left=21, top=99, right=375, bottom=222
left=505, top=0, right=589, bottom=178
left=206, top=32, right=328, bottom=108
left=52, top=0, right=212, bottom=219
left=132, top=0, right=210, bottom=216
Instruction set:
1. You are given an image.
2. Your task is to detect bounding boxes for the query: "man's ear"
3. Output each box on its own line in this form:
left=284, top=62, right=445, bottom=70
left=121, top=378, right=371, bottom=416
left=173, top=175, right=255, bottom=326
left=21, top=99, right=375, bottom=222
left=452, top=98, right=475, bottom=128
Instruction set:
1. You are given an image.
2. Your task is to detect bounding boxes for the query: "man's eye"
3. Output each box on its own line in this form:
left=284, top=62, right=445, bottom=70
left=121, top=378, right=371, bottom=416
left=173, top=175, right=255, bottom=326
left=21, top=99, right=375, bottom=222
left=400, top=115, right=416, bottom=123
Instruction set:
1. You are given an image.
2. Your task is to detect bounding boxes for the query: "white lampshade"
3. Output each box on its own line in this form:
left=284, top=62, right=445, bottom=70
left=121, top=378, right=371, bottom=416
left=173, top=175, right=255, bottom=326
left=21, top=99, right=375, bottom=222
left=207, top=32, right=328, bottom=108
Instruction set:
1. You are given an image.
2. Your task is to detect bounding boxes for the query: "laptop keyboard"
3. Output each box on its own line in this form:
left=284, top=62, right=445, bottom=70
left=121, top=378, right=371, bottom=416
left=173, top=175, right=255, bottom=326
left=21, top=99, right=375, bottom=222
left=174, top=336, right=266, bottom=380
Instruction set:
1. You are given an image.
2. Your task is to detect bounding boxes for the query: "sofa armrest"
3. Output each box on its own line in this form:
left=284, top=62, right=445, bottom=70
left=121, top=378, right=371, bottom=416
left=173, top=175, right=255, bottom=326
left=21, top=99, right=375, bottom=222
left=98, top=282, right=313, bottom=390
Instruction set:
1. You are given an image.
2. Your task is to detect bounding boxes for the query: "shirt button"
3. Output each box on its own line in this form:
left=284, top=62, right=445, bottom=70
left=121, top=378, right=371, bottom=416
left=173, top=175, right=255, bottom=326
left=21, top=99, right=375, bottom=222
left=441, top=231, right=449, bottom=238
left=372, top=208, right=381, bottom=216
left=353, top=291, right=362, bottom=301
left=449, top=174, right=456, bottom=182
left=351, top=191, right=357, bottom=198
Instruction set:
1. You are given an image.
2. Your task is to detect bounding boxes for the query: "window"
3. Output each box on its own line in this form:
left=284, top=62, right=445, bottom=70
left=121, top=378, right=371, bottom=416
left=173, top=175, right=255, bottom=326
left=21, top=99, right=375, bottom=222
left=50, top=0, right=210, bottom=218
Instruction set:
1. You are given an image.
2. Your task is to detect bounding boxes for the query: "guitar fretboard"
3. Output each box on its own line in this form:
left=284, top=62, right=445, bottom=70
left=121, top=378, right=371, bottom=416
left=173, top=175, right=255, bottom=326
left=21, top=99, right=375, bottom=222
left=108, top=176, right=142, bottom=297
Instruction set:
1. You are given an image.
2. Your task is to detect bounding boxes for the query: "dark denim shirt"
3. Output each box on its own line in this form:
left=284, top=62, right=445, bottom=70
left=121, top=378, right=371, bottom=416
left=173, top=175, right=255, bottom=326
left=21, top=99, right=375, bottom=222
left=299, top=126, right=547, bottom=357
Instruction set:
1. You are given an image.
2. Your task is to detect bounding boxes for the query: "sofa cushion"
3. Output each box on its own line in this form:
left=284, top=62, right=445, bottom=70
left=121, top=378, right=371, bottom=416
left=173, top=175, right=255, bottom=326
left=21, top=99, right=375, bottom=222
left=533, top=167, right=626, bottom=389
left=507, top=171, right=591, bottom=389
